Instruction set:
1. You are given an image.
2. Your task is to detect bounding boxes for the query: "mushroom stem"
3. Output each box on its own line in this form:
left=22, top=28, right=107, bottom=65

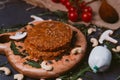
left=99, top=30, right=118, bottom=44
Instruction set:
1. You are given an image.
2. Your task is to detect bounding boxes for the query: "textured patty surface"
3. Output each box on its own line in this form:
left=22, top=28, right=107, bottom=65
left=25, top=40, right=70, bottom=60
left=26, top=21, right=72, bottom=51
left=24, top=21, right=72, bottom=60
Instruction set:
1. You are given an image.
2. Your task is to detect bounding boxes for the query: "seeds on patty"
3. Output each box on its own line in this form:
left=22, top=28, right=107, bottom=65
left=24, top=21, right=73, bottom=60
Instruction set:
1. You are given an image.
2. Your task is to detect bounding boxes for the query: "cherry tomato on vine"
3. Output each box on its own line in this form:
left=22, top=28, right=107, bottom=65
left=60, top=0, right=68, bottom=5
left=79, top=1, right=86, bottom=9
left=82, top=6, right=92, bottom=13
left=68, top=6, right=77, bottom=12
left=52, top=0, right=60, bottom=3
left=65, top=1, right=72, bottom=9
left=68, top=11, right=78, bottom=22
left=81, top=12, right=92, bottom=22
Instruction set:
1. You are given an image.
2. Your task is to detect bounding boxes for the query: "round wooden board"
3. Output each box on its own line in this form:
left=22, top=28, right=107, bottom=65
left=0, top=21, right=87, bottom=79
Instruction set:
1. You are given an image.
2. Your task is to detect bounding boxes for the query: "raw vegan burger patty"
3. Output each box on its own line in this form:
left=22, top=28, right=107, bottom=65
left=24, top=21, right=73, bottom=60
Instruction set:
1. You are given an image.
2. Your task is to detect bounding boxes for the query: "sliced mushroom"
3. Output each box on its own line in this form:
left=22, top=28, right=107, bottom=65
left=77, top=78, right=83, bottom=80
left=41, top=61, right=53, bottom=71
left=28, top=15, right=44, bottom=24
left=99, top=30, right=118, bottom=44
left=56, top=78, right=62, bottom=80
left=9, top=32, right=27, bottom=40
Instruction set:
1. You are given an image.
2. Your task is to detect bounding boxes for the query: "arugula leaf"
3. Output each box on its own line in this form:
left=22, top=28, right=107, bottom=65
left=24, top=60, right=41, bottom=68
left=71, top=66, right=90, bottom=80
left=10, top=41, right=21, bottom=55
left=37, top=10, right=68, bottom=23
left=0, top=24, right=26, bottom=34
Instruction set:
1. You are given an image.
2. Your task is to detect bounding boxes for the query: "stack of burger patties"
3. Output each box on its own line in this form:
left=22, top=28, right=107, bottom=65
left=24, top=21, right=73, bottom=60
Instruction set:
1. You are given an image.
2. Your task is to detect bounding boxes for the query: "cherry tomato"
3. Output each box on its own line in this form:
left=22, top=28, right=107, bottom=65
left=65, top=1, right=71, bottom=9
left=68, top=11, right=78, bottom=22
left=68, top=6, right=77, bottom=12
left=81, top=12, right=92, bottom=22
left=60, top=0, right=68, bottom=5
left=82, top=6, right=92, bottom=13
left=52, top=0, right=60, bottom=3
left=79, top=1, right=86, bottom=9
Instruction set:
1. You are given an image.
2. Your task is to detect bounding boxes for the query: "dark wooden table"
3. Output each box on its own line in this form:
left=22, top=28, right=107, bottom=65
left=0, top=0, right=120, bottom=80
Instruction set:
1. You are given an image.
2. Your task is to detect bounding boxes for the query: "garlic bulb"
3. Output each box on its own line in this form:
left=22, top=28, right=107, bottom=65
left=88, top=46, right=112, bottom=73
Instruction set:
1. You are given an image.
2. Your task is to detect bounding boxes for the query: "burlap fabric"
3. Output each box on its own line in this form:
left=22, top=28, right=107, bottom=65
left=24, top=0, right=120, bottom=30
left=88, top=0, right=120, bottom=30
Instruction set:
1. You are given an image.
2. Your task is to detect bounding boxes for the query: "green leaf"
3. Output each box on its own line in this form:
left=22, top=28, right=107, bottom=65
left=25, top=60, right=41, bottom=68
left=0, top=24, right=26, bottom=34
left=10, top=41, right=21, bottom=55
left=37, top=10, right=68, bottom=23
left=72, top=23, right=87, bottom=36
left=71, top=66, right=90, bottom=80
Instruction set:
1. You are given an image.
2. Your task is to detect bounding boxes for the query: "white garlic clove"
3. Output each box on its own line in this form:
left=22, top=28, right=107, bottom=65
left=88, top=46, right=112, bottom=73
left=9, top=32, right=27, bottom=40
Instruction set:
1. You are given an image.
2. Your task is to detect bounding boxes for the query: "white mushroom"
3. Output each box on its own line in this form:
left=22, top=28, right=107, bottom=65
left=40, top=78, right=45, bottom=80
left=87, top=28, right=96, bottom=35
left=41, top=61, right=53, bottom=71
left=56, top=78, right=62, bottom=80
left=77, top=78, right=83, bottom=80
left=14, top=74, right=24, bottom=80
left=9, top=32, right=27, bottom=40
left=112, top=46, right=120, bottom=52
left=71, top=47, right=82, bottom=54
left=90, top=38, right=98, bottom=47
left=0, top=67, right=11, bottom=75
left=28, top=15, right=44, bottom=24
left=99, top=30, right=118, bottom=44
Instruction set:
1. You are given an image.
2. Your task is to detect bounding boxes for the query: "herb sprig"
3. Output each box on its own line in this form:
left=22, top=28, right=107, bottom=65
left=10, top=41, right=21, bottom=55
left=24, top=59, right=41, bottom=68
